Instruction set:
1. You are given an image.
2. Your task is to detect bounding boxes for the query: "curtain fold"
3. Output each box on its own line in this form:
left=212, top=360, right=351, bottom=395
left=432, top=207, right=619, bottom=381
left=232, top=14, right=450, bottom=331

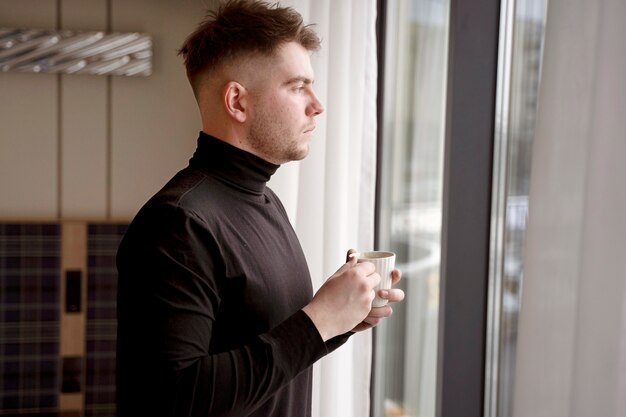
left=513, top=1, right=626, bottom=416
left=268, top=1, right=379, bottom=416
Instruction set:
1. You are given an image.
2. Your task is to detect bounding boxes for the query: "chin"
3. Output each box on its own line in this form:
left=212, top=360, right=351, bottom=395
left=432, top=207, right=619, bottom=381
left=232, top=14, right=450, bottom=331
left=280, top=143, right=307, bottom=162
left=294, top=145, right=310, bottom=161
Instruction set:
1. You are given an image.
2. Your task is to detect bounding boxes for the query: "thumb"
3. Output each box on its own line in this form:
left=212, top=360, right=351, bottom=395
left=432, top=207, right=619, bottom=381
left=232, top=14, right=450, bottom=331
left=328, top=251, right=358, bottom=280
left=345, top=248, right=359, bottom=263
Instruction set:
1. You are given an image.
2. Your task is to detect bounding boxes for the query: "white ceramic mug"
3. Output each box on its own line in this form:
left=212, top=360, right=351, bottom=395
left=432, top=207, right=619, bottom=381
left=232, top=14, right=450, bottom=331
left=355, top=251, right=396, bottom=307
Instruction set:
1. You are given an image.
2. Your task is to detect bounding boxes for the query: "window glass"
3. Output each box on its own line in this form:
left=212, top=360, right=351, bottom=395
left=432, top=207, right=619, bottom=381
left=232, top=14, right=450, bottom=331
left=373, top=1, right=450, bottom=416
left=485, top=1, right=547, bottom=416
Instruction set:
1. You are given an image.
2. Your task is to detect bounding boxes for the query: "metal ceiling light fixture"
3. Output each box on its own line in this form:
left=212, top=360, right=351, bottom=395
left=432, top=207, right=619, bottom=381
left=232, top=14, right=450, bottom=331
left=0, top=28, right=152, bottom=76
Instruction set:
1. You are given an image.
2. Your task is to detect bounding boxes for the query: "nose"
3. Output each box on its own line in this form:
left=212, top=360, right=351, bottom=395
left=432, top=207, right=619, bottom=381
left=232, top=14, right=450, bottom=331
left=307, top=91, right=324, bottom=117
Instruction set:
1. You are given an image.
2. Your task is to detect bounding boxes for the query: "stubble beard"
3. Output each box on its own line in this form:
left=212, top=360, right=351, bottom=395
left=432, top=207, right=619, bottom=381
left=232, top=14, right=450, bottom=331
left=248, top=116, right=310, bottom=165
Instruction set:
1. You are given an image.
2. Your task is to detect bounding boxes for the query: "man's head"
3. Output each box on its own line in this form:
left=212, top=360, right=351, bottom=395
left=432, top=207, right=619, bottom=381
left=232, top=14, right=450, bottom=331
left=178, top=0, right=325, bottom=165
left=178, top=0, right=321, bottom=98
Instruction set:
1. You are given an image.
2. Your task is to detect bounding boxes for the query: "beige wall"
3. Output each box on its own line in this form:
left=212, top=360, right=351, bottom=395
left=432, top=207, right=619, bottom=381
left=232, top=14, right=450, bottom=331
left=0, top=0, right=210, bottom=221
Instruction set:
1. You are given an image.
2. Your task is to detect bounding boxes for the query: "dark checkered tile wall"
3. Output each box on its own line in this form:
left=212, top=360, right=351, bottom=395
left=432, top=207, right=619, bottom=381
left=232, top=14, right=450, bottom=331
left=0, top=224, right=61, bottom=414
left=85, top=224, right=128, bottom=417
left=0, top=223, right=128, bottom=416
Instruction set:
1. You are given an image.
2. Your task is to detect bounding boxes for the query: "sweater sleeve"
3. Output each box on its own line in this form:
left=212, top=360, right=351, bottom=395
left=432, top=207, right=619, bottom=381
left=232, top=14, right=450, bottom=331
left=116, top=203, right=329, bottom=417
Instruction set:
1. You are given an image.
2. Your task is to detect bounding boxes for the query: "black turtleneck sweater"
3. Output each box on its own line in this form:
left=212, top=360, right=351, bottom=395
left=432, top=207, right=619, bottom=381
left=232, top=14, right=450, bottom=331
left=116, top=133, right=349, bottom=417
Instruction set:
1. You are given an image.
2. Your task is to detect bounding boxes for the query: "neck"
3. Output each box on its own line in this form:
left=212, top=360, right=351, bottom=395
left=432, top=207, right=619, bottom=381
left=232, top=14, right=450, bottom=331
left=201, top=113, right=249, bottom=151
left=190, top=132, right=280, bottom=196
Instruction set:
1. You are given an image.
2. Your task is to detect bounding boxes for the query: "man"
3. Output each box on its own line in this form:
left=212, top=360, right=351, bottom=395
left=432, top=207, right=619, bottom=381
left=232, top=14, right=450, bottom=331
left=116, top=1, right=404, bottom=416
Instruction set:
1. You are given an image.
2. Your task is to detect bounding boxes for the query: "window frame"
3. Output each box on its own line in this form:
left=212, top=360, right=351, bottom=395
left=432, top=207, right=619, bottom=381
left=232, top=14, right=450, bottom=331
left=372, top=1, right=501, bottom=416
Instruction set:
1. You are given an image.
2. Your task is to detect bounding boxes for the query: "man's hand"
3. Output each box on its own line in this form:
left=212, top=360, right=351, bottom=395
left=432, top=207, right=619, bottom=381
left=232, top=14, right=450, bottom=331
left=345, top=248, right=405, bottom=333
left=303, top=249, right=406, bottom=341
left=302, top=254, right=381, bottom=341
left=351, top=271, right=404, bottom=332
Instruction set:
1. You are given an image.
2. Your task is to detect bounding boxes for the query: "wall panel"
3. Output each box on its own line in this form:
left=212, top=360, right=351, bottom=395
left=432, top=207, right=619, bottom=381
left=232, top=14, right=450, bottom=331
left=0, top=0, right=59, bottom=219
left=60, top=0, right=108, bottom=32
left=109, top=0, right=203, bottom=220
left=0, top=0, right=57, bottom=28
left=0, top=0, right=207, bottom=221
left=60, top=0, right=109, bottom=219
left=60, top=75, right=108, bottom=219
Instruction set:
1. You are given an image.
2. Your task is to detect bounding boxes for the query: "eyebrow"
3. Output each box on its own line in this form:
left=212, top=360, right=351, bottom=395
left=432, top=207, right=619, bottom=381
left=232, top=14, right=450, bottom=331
left=283, top=76, right=314, bottom=86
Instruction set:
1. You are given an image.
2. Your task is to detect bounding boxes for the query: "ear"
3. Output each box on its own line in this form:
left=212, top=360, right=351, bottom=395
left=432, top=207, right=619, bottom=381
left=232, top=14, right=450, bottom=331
left=223, top=81, right=248, bottom=123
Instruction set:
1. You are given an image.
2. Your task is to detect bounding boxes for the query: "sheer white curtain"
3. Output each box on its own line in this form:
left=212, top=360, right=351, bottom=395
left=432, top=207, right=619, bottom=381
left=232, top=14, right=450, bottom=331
left=513, top=1, right=626, bottom=416
left=268, top=1, right=379, bottom=416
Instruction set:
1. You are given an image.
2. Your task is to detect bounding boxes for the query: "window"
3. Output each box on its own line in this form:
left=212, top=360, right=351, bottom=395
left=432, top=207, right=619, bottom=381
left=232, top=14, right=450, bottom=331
left=485, top=1, right=547, bottom=416
left=372, top=1, right=450, bottom=415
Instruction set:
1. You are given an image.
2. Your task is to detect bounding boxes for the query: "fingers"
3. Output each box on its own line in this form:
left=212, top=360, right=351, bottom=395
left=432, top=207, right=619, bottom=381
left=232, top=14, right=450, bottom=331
left=391, top=268, right=402, bottom=285
left=350, top=290, right=404, bottom=334
left=328, top=255, right=379, bottom=292
left=359, top=306, right=393, bottom=328
left=353, top=260, right=377, bottom=275
left=346, top=252, right=377, bottom=284
left=333, top=252, right=359, bottom=275
left=344, top=262, right=405, bottom=334
left=366, top=305, right=393, bottom=318
left=377, top=288, right=405, bottom=303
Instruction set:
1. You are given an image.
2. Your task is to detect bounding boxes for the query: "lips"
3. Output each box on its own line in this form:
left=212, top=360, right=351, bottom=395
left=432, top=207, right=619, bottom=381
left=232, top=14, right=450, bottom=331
left=304, top=125, right=316, bottom=133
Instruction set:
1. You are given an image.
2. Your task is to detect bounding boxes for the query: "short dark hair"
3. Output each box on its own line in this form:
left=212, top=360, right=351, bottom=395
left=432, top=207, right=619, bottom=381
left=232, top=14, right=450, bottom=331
left=178, top=0, right=321, bottom=91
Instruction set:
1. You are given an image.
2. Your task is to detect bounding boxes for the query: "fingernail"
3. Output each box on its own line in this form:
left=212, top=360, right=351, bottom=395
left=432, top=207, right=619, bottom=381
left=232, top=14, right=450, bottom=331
left=379, top=290, right=389, bottom=299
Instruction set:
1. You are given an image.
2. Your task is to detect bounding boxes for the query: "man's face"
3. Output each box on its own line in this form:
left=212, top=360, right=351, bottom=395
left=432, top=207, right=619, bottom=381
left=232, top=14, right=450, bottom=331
left=245, top=42, right=324, bottom=165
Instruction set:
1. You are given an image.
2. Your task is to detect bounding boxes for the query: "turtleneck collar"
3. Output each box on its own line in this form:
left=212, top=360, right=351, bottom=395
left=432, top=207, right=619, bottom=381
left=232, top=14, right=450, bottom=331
left=189, top=131, right=280, bottom=195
